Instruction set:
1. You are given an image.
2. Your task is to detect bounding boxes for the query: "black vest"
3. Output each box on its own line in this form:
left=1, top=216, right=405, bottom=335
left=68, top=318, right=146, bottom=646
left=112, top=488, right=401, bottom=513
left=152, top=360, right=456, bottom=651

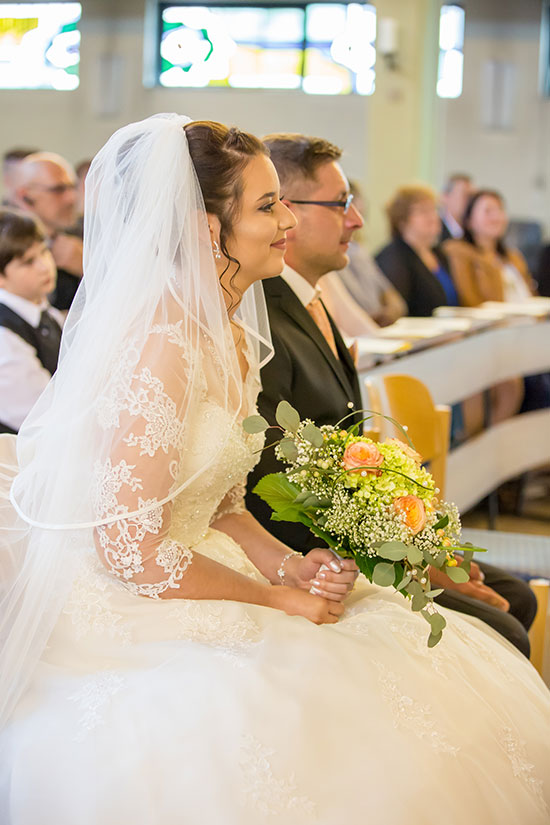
left=0, top=303, right=61, bottom=434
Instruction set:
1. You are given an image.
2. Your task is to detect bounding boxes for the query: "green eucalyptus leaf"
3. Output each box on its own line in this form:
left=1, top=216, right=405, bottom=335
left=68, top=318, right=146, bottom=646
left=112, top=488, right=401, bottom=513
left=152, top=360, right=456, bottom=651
left=406, top=545, right=424, bottom=565
left=242, top=414, right=269, bottom=434
left=432, top=549, right=448, bottom=568
left=378, top=541, right=408, bottom=561
left=427, top=612, right=447, bottom=635
left=372, top=562, right=396, bottom=587
left=462, top=549, right=474, bottom=562
left=275, top=400, right=301, bottom=433
left=424, top=588, right=444, bottom=599
left=302, top=422, right=324, bottom=447
left=279, top=437, right=299, bottom=462
left=407, top=580, right=423, bottom=597
left=395, top=573, right=412, bottom=591
left=445, top=565, right=470, bottom=583
left=427, top=630, right=443, bottom=648
left=411, top=592, right=428, bottom=612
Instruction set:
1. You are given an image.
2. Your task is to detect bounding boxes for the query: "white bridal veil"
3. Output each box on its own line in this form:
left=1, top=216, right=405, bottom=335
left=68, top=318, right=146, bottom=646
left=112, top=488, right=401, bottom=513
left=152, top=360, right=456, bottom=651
left=0, top=113, right=273, bottom=723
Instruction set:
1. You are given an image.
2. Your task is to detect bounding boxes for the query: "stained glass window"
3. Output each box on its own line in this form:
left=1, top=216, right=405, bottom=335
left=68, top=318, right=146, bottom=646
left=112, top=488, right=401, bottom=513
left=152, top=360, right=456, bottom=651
left=157, top=3, right=376, bottom=95
left=0, top=2, right=81, bottom=89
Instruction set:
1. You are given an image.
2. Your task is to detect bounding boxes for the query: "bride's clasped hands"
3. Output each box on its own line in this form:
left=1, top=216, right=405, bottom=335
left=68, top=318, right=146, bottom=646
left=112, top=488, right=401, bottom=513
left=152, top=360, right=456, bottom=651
left=269, top=548, right=359, bottom=624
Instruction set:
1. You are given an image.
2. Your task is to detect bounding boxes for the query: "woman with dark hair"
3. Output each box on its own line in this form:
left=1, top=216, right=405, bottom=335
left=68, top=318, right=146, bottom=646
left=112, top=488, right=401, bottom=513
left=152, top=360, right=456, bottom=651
left=444, top=189, right=535, bottom=306
left=0, top=116, right=549, bottom=824
left=375, top=184, right=457, bottom=316
left=445, top=190, right=549, bottom=412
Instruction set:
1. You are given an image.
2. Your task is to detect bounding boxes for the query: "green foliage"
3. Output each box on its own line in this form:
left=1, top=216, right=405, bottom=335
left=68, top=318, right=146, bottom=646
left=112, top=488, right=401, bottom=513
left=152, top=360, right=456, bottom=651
left=432, top=514, right=449, bottom=530
left=372, top=562, right=396, bottom=587
left=242, top=414, right=269, bottom=434
left=445, top=565, right=470, bottom=584
left=279, top=437, right=299, bottom=461
left=302, top=422, right=324, bottom=447
left=253, top=473, right=299, bottom=510
left=276, top=400, right=301, bottom=433
left=406, top=545, right=423, bottom=565
left=377, top=541, right=408, bottom=561
left=427, top=631, right=443, bottom=648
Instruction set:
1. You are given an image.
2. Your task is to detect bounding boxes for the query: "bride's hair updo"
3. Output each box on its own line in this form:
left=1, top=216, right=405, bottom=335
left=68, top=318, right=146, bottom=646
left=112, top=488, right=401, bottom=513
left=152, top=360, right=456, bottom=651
left=184, top=121, right=267, bottom=263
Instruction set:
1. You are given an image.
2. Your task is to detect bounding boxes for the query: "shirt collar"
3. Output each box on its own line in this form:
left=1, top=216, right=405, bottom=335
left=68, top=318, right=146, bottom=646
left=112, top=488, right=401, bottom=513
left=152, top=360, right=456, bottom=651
left=0, top=289, right=49, bottom=328
left=280, top=265, right=321, bottom=307
left=441, top=210, right=464, bottom=239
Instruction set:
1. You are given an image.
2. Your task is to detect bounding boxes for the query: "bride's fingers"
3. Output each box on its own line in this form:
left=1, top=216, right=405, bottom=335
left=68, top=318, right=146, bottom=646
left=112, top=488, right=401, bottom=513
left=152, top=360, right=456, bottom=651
left=311, top=580, right=349, bottom=595
left=328, top=601, right=345, bottom=617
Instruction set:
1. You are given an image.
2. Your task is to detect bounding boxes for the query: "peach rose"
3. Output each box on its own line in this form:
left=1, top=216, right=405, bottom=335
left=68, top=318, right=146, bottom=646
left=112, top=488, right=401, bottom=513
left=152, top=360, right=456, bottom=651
left=393, top=495, right=427, bottom=534
left=342, top=441, right=384, bottom=475
left=385, top=438, right=422, bottom=465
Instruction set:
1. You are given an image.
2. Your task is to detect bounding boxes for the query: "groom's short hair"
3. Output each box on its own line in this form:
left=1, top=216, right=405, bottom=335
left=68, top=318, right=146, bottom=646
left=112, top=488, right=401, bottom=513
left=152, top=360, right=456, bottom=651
left=262, top=134, right=342, bottom=193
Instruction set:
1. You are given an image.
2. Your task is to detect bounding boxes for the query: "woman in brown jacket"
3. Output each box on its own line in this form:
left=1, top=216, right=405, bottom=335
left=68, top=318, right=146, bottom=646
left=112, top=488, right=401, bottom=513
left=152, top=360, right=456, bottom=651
left=444, top=189, right=549, bottom=414
left=443, top=189, right=535, bottom=305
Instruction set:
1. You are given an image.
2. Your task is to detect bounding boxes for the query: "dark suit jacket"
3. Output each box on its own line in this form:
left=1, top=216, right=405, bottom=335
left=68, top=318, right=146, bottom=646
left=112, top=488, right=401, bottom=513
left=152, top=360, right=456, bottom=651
left=244, top=277, right=535, bottom=654
left=245, top=276, right=362, bottom=552
left=375, top=237, right=449, bottom=317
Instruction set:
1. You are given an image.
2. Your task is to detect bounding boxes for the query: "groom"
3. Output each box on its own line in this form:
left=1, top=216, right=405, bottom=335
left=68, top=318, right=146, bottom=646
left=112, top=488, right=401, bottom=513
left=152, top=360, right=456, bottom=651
left=246, top=132, right=537, bottom=656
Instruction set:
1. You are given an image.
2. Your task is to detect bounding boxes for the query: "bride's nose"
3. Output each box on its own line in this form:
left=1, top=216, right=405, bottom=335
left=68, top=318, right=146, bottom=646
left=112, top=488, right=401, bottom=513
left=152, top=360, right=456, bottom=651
left=279, top=201, right=297, bottom=231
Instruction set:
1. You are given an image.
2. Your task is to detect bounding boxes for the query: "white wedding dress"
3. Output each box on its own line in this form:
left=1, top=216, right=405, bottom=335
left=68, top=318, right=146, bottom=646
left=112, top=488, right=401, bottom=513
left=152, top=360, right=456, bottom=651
left=2, top=344, right=550, bottom=825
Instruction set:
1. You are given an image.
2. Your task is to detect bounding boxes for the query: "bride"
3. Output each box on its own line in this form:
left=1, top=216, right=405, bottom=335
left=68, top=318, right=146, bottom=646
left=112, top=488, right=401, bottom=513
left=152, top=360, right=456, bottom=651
left=0, top=114, right=548, bottom=825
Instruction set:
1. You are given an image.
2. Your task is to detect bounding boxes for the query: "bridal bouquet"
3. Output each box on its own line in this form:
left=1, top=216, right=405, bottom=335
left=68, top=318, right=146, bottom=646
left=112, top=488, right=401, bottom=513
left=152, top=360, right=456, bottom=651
left=244, top=402, right=485, bottom=647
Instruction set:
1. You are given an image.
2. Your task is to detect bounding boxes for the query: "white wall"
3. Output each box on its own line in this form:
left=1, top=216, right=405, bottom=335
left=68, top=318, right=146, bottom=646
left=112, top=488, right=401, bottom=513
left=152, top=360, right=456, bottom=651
left=0, top=14, right=369, bottom=191
left=437, top=20, right=550, bottom=238
left=1, top=3, right=549, bottom=240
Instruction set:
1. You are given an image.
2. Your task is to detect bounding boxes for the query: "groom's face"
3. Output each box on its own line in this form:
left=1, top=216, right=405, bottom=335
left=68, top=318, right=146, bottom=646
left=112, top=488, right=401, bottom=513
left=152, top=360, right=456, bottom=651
left=283, top=161, right=363, bottom=284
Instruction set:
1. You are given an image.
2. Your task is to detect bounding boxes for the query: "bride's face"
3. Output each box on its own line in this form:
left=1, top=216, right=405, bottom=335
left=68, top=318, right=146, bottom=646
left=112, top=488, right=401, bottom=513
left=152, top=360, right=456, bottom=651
left=218, top=154, right=296, bottom=294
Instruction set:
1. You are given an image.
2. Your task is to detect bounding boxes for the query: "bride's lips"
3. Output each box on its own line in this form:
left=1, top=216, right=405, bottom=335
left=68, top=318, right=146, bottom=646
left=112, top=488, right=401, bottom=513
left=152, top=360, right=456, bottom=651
left=271, top=238, right=287, bottom=250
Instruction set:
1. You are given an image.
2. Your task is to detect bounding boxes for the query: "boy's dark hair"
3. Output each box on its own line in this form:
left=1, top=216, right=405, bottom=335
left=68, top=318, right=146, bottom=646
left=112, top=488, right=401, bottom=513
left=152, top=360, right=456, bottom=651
left=261, top=133, right=342, bottom=193
left=0, top=209, right=46, bottom=273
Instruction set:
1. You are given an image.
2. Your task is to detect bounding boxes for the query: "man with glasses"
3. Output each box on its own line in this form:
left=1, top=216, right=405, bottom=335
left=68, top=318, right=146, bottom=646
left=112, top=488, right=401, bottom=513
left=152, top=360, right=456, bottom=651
left=246, top=132, right=537, bottom=657
left=12, top=152, right=83, bottom=310
left=246, top=132, right=364, bottom=548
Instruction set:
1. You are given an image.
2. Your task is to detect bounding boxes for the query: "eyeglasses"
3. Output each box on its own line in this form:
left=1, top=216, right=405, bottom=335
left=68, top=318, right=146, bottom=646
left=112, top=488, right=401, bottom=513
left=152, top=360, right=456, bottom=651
left=289, top=193, right=354, bottom=214
left=30, top=183, right=76, bottom=196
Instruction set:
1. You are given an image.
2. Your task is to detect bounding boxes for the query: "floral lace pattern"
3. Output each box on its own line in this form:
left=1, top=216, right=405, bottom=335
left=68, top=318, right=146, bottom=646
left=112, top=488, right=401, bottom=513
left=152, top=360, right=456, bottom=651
left=68, top=672, right=125, bottom=741
left=239, top=734, right=316, bottom=819
left=63, top=554, right=131, bottom=643
left=168, top=601, right=262, bottom=665
left=377, top=664, right=459, bottom=756
left=500, top=726, right=547, bottom=813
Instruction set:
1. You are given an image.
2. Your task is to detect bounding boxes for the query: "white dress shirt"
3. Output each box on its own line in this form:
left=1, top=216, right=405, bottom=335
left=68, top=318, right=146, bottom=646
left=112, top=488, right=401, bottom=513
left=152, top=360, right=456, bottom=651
left=0, top=290, right=64, bottom=431
left=280, top=265, right=319, bottom=307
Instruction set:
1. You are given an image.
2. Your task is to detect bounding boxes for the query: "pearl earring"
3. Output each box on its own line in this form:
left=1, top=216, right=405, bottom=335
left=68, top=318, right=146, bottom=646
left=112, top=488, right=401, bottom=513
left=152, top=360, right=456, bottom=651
left=212, top=240, right=221, bottom=260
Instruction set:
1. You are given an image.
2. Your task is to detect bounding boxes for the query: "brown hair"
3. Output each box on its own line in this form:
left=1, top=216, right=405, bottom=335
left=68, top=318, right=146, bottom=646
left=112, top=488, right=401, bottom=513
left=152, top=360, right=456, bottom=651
left=261, top=133, right=342, bottom=193
left=184, top=121, right=267, bottom=261
left=0, top=209, right=46, bottom=273
left=462, top=189, right=508, bottom=257
left=385, top=184, right=437, bottom=239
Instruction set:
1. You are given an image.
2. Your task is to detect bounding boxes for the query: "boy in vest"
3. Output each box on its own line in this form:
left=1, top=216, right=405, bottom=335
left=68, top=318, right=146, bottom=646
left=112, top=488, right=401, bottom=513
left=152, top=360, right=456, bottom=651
left=0, top=209, right=63, bottom=433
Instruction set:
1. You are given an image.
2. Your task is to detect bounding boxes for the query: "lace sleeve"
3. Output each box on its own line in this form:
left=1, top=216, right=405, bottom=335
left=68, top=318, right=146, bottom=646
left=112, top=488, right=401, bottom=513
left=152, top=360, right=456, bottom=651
left=92, top=329, right=194, bottom=599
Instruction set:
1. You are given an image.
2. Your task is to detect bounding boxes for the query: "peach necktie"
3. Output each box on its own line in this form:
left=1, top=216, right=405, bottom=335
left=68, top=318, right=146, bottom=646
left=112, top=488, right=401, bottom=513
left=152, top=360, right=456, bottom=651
left=306, top=296, right=339, bottom=359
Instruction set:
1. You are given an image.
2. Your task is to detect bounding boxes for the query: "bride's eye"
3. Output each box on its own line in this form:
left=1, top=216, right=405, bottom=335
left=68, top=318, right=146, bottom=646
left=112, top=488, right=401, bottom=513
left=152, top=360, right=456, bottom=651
left=260, top=202, right=276, bottom=213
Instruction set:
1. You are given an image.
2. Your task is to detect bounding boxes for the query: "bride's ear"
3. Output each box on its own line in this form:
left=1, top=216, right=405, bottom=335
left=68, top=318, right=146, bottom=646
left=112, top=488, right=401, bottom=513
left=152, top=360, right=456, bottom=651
left=206, top=214, right=222, bottom=249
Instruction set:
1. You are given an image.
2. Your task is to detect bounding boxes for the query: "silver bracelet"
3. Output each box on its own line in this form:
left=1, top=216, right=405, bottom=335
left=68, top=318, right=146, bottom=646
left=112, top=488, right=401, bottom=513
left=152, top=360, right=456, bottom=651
left=277, top=551, right=298, bottom=585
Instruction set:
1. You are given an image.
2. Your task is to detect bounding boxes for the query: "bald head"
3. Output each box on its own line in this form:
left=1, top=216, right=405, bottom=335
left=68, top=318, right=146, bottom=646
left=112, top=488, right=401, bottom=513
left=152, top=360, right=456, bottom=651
left=13, top=152, right=77, bottom=234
